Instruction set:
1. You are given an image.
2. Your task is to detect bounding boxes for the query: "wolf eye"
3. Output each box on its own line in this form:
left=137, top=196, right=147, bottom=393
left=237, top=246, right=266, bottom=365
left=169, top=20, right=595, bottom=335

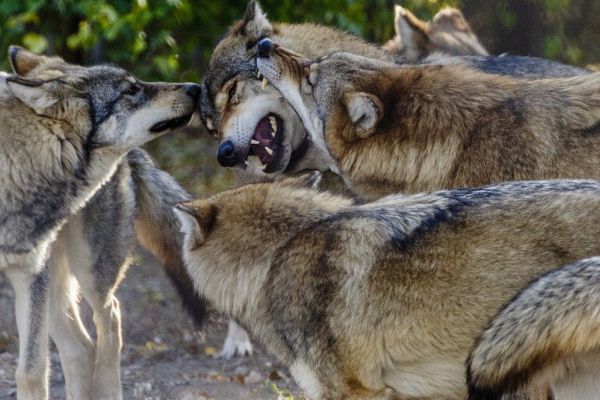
left=125, top=82, right=141, bottom=96
left=227, top=82, right=237, bottom=103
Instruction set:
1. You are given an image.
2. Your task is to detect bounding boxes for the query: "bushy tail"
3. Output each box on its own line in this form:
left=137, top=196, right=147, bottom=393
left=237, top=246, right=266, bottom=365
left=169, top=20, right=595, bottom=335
left=467, top=257, right=600, bottom=400
left=127, top=149, right=206, bottom=327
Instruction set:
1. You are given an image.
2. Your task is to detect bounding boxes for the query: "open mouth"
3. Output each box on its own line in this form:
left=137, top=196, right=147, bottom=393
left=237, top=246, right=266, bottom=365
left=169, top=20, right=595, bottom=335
left=245, top=113, right=284, bottom=173
left=149, top=113, right=193, bottom=133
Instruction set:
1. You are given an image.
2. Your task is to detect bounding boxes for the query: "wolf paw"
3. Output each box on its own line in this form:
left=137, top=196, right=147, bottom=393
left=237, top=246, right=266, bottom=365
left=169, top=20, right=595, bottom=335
left=220, top=320, right=254, bottom=359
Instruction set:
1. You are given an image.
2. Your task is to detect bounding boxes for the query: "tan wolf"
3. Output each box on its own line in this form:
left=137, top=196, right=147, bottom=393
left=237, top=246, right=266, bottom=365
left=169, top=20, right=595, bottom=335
left=174, top=175, right=600, bottom=400
left=383, top=5, right=488, bottom=62
left=468, top=256, right=600, bottom=400
left=0, top=46, right=199, bottom=400
left=256, top=44, right=600, bottom=200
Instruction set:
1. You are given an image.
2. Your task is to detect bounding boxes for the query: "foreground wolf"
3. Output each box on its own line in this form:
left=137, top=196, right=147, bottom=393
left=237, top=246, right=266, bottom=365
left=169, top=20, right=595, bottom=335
left=174, top=175, right=600, bottom=400
left=0, top=46, right=199, bottom=400
left=383, top=5, right=488, bottom=62
left=468, top=257, right=600, bottom=400
left=256, top=45, right=600, bottom=200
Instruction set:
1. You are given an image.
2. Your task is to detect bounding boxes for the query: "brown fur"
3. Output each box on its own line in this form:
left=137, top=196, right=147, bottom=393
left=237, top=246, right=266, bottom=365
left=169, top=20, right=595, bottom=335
left=260, top=49, right=600, bottom=200
left=175, top=176, right=600, bottom=400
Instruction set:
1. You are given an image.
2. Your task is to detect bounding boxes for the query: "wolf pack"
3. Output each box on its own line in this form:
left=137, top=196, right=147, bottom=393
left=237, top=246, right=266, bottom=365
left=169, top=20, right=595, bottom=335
left=1, top=1, right=600, bottom=399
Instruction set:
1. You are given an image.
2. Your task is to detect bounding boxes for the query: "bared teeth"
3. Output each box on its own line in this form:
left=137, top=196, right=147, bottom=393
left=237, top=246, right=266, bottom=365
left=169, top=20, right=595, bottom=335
left=250, top=139, right=259, bottom=145
left=261, top=77, right=269, bottom=89
left=269, top=116, right=277, bottom=132
left=265, top=147, right=273, bottom=156
left=257, top=70, right=262, bottom=78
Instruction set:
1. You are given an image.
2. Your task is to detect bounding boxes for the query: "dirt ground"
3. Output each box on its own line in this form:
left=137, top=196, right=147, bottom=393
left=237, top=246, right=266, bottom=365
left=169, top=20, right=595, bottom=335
left=0, top=248, right=301, bottom=400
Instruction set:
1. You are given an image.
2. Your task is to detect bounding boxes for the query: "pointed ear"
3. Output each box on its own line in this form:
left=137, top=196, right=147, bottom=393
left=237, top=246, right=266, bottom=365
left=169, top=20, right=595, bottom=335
left=431, top=8, right=470, bottom=32
left=9, top=46, right=45, bottom=76
left=239, top=0, right=273, bottom=41
left=6, top=76, right=58, bottom=111
left=394, top=6, right=429, bottom=57
left=342, top=92, right=382, bottom=141
left=174, top=201, right=217, bottom=248
left=277, top=171, right=322, bottom=190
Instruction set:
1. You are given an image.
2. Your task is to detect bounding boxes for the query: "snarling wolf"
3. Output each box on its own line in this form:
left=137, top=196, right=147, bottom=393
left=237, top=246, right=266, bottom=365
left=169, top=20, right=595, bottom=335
left=468, top=257, right=600, bottom=400
left=256, top=45, right=600, bottom=200
left=175, top=174, right=600, bottom=400
left=0, top=46, right=199, bottom=400
left=383, top=5, right=488, bottom=62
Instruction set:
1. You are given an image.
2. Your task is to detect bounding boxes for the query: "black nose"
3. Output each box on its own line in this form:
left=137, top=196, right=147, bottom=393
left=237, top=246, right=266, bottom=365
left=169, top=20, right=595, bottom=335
left=184, top=83, right=201, bottom=99
left=257, top=38, right=272, bottom=58
left=217, top=140, right=240, bottom=167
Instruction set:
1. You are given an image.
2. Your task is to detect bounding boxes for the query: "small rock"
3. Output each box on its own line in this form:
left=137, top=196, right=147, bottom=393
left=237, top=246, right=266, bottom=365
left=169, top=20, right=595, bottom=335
left=244, top=370, right=262, bottom=384
left=233, top=366, right=249, bottom=375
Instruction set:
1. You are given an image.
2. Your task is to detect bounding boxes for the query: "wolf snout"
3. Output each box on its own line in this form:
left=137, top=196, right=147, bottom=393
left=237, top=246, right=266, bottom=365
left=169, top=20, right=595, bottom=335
left=183, top=83, right=201, bottom=100
left=217, top=140, right=241, bottom=167
left=257, top=38, right=273, bottom=58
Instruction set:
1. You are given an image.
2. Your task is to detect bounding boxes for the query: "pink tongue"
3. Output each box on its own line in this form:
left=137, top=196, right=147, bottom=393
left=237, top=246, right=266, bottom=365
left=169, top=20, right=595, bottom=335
left=251, top=117, right=273, bottom=164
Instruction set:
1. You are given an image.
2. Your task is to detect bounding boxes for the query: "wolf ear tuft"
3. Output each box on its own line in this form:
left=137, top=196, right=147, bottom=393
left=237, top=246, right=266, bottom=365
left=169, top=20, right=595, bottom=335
left=278, top=171, right=322, bottom=190
left=394, top=6, right=429, bottom=58
left=240, top=0, right=273, bottom=41
left=342, top=92, right=382, bottom=141
left=174, top=201, right=217, bottom=248
left=9, top=46, right=45, bottom=76
left=6, top=76, right=58, bottom=111
left=431, top=8, right=469, bottom=32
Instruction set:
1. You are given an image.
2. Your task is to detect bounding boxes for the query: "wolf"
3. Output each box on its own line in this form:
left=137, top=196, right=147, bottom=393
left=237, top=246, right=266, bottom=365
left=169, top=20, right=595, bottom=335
left=0, top=46, right=199, bottom=400
left=467, top=257, right=600, bottom=400
left=383, top=5, right=488, bottom=62
left=174, top=174, right=600, bottom=400
left=256, top=44, right=600, bottom=200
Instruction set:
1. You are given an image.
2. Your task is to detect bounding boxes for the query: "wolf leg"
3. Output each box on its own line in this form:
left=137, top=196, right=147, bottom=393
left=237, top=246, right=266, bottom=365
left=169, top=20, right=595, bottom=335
left=71, top=259, right=125, bottom=400
left=47, top=242, right=94, bottom=400
left=221, top=320, right=254, bottom=358
left=5, top=266, right=50, bottom=400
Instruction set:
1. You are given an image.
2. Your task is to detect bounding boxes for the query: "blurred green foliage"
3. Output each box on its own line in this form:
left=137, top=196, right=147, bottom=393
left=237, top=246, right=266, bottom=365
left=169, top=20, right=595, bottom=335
left=0, top=0, right=598, bottom=194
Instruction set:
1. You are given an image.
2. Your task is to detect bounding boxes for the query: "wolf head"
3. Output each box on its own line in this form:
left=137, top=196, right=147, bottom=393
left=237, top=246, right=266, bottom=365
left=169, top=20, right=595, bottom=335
left=383, top=6, right=488, bottom=62
left=5, top=46, right=200, bottom=154
left=256, top=43, right=393, bottom=175
left=173, top=171, right=350, bottom=313
left=200, top=0, right=390, bottom=177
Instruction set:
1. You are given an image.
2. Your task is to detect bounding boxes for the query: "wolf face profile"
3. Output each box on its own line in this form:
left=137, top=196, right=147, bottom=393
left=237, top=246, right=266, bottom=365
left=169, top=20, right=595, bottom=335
left=0, top=46, right=199, bottom=400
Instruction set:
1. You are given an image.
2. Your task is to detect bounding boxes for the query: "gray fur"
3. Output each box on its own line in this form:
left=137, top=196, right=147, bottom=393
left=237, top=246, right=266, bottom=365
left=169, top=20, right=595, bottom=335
left=0, top=46, right=199, bottom=400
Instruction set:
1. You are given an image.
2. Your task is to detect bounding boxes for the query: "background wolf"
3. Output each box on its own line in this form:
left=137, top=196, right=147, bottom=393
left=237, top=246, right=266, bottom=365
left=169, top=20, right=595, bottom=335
left=383, top=5, right=488, bottom=62
left=468, top=256, right=600, bottom=400
left=175, top=176, right=600, bottom=400
left=0, top=47, right=200, bottom=400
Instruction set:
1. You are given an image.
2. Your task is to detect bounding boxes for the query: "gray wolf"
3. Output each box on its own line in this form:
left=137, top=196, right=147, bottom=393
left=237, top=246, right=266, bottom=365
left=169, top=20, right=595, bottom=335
left=0, top=46, right=199, bottom=400
left=256, top=45, right=600, bottom=200
left=175, top=175, right=600, bottom=400
left=468, top=257, right=600, bottom=400
left=383, top=5, right=488, bottom=62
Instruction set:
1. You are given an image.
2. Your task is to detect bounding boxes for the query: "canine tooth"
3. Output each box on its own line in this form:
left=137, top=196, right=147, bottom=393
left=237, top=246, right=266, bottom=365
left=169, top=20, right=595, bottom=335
left=261, top=77, right=269, bottom=89
left=260, top=163, right=267, bottom=170
left=265, top=147, right=273, bottom=155
left=257, top=70, right=262, bottom=78
left=269, top=116, right=277, bottom=131
left=251, top=139, right=259, bottom=145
